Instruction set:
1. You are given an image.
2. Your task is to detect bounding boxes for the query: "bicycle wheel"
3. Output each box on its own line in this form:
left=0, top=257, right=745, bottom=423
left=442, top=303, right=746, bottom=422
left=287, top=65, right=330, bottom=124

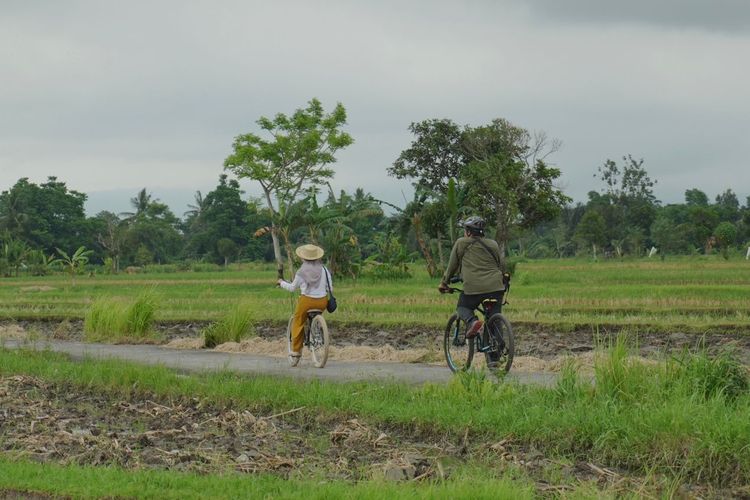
left=286, top=315, right=300, bottom=367
left=444, top=313, right=474, bottom=373
left=309, top=314, right=330, bottom=368
left=485, top=313, right=514, bottom=373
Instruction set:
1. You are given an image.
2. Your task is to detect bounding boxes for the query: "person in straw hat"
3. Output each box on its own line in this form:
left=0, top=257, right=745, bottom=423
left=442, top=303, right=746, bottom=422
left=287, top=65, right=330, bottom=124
left=278, top=244, right=332, bottom=360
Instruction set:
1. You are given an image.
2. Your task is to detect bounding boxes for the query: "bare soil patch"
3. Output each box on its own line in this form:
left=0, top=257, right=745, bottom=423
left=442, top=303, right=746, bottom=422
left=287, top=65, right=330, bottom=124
left=0, top=375, right=602, bottom=488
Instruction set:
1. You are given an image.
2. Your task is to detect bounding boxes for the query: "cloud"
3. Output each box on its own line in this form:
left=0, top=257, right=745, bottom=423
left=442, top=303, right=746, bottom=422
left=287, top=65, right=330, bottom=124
left=1, top=0, right=749, bottom=212
left=512, top=0, right=750, bottom=32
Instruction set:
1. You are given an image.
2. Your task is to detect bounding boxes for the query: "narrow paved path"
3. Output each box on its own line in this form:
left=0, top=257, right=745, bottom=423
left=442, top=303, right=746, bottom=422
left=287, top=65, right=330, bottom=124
left=2, top=339, right=558, bottom=387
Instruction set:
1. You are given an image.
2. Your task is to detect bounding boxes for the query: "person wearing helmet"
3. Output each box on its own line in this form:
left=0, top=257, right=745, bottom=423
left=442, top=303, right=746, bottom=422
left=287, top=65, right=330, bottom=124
left=439, top=216, right=505, bottom=342
left=278, top=244, right=332, bottom=361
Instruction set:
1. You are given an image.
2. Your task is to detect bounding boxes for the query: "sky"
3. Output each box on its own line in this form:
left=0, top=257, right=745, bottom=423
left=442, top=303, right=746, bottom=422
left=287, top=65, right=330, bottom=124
left=1, top=0, right=749, bottom=216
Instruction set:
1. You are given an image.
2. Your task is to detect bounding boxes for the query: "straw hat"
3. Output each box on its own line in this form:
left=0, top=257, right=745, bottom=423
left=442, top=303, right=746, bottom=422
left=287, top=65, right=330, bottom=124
left=295, top=244, right=324, bottom=261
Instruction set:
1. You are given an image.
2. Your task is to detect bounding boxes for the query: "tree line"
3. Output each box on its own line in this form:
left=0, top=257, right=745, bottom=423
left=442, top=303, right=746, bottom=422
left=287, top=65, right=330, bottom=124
left=1, top=98, right=748, bottom=278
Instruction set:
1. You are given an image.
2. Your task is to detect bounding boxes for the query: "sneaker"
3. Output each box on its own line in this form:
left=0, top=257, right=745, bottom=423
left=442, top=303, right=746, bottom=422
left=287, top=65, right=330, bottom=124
left=466, top=320, right=483, bottom=339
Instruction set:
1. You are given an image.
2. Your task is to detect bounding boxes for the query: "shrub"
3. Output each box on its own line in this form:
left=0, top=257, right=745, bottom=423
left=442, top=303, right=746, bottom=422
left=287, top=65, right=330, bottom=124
left=84, top=292, right=158, bottom=342
left=668, top=348, right=749, bottom=402
left=203, top=304, right=255, bottom=348
left=192, top=262, right=223, bottom=273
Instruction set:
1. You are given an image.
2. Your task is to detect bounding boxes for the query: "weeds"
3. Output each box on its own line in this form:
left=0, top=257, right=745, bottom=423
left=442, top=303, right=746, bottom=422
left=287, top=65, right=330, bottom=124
left=84, top=291, right=158, bottom=342
left=203, top=303, right=255, bottom=348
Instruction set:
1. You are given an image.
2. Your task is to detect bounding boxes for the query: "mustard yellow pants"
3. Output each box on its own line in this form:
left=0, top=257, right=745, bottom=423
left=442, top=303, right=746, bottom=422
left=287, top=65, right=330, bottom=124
left=291, top=295, right=328, bottom=353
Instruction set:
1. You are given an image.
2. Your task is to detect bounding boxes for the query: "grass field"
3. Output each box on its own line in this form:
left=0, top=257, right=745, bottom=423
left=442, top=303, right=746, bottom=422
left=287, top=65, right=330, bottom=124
left=1, top=257, right=749, bottom=333
left=1, top=343, right=748, bottom=497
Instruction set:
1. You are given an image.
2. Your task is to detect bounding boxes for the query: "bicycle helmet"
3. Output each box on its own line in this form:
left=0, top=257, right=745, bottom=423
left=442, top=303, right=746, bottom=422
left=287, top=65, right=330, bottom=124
left=460, top=216, right=486, bottom=235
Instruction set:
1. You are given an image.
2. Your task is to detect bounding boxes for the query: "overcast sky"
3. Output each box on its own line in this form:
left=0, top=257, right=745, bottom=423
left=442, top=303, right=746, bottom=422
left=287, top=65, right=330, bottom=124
left=2, top=0, right=749, bottom=216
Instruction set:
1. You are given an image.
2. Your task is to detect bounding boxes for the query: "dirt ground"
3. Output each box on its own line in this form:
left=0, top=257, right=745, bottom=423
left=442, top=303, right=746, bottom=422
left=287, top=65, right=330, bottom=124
left=0, top=374, right=717, bottom=496
left=4, top=320, right=750, bottom=373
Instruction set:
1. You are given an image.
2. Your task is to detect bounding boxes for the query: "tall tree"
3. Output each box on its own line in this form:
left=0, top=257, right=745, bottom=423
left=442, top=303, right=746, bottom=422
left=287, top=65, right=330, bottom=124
left=388, top=118, right=467, bottom=193
left=460, top=119, right=569, bottom=268
left=224, top=98, right=353, bottom=276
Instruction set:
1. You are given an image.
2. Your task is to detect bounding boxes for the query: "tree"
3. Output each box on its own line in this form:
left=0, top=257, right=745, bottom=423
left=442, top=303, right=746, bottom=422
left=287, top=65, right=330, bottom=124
left=1, top=234, right=29, bottom=277
left=120, top=189, right=182, bottom=265
left=593, top=155, right=659, bottom=248
left=714, top=222, right=737, bottom=260
left=184, top=175, right=252, bottom=263
left=714, top=189, right=740, bottom=223
left=461, top=119, right=569, bottom=268
left=55, top=246, right=93, bottom=286
left=216, top=238, right=238, bottom=267
left=388, top=119, right=467, bottom=193
left=685, top=189, right=709, bottom=207
left=0, top=177, right=93, bottom=255
left=94, top=211, right=125, bottom=273
left=651, top=215, right=689, bottom=259
left=224, top=98, right=353, bottom=276
left=575, top=210, right=607, bottom=259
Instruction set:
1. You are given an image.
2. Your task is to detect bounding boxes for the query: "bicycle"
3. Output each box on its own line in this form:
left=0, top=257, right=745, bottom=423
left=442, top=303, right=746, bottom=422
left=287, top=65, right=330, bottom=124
left=286, top=309, right=330, bottom=368
left=442, top=279, right=514, bottom=374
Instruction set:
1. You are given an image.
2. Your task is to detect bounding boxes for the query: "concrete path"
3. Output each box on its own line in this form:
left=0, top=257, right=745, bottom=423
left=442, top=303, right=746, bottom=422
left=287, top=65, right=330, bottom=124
left=2, top=339, right=558, bottom=387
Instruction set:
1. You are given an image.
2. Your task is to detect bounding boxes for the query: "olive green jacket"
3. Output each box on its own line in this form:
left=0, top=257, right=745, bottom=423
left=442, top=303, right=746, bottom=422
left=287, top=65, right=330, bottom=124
left=441, top=236, right=504, bottom=295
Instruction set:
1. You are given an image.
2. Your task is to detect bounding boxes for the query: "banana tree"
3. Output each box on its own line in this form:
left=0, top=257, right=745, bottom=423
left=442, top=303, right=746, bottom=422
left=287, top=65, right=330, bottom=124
left=55, top=246, right=93, bottom=286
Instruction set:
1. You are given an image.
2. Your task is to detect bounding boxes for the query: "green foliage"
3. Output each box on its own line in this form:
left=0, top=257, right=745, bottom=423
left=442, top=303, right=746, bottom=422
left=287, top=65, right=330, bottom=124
left=714, top=221, right=737, bottom=259
left=55, top=246, right=93, bottom=285
left=84, top=292, right=158, bottom=342
left=4, top=344, right=750, bottom=488
left=668, top=348, right=749, bottom=402
left=0, top=177, right=93, bottom=257
left=363, top=234, right=412, bottom=280
left=388, top=118, right=466, bottom=193
left=224, top=98, right=354, bottom=271
left=202, top=303, right=255, bottom=348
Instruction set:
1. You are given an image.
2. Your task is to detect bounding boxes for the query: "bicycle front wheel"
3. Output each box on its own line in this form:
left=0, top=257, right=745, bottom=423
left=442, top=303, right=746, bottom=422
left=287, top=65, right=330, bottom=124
left=286, top=315, right=299, bottom=367
left=444, top=313, right=474, bottom=373
left=485, top=313, right=514, bottom=373
left=309, top=315, right=330, bottom=368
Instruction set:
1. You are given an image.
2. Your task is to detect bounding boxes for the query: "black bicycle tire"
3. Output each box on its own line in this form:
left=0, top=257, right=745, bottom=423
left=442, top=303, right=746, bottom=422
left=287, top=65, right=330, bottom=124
left=444, top=313, right=474, bottom=373
left=486, top=313, right=514, bottom=373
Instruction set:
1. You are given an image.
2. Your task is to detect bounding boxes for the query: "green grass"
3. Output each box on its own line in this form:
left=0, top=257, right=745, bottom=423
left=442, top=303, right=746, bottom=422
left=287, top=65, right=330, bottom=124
left=2, top=343, right=748, bottom=487
left=2, top=257, right=750, bottom=332
left=202, top=302, right=255, bottom=347
left=83, top=291, right=158, bottom=342
left=0, top=458, right=534, bottom=499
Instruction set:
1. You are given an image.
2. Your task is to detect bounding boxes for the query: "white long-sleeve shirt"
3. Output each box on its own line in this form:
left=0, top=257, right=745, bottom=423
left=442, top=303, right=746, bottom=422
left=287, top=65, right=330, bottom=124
left=279, top=267, right=332, bottom=298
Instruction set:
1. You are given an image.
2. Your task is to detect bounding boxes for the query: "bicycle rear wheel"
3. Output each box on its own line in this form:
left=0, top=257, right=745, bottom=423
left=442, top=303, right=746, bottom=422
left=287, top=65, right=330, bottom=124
left=309, top=314, right=330, bottom=368
left=286, top=316, right=300, bottom=367
left=444, top=313, right=474, bottom=373
left=485, top=313, right=514, bottom=373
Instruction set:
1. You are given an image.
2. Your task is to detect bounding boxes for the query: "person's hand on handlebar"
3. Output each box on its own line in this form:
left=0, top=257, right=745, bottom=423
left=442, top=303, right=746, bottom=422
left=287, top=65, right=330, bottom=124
left=438, top=282, right=450, bottom=294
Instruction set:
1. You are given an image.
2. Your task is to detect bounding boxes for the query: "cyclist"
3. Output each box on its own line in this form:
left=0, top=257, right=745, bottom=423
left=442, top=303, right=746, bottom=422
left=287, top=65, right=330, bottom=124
left=278, top=244, right=332, bottom=362
left=438, top=216, right=506, bottom=349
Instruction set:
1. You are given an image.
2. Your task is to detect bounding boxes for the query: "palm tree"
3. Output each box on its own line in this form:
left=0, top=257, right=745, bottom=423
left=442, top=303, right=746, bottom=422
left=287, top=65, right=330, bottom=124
left=184, top=190, right=206, bottom=220
left=0, top=189, right=29, bottom=237
left=120, top=188, right=153, bottom=221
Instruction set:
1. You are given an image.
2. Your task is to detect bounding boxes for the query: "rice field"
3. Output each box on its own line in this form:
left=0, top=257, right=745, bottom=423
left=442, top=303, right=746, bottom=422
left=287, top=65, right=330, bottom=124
left=1, top=257, right=749, bottom=333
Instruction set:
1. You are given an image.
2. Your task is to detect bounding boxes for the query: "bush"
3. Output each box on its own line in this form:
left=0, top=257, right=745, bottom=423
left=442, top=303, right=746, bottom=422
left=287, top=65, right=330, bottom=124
left=362, top=262, right=412, bottom=281
left=192, top=262, right=223, bottom=273
left=203, top=304, right=255, bottom=348
left=84, top=292, right=159, bottom=342
left=141, top=264, right=179, bottom=274
left=668, top=348, right=749, bottom=402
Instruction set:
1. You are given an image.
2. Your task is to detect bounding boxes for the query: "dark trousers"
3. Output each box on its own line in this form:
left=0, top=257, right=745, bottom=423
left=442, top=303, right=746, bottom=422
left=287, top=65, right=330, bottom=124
left=457, top=290, right=504, bottom=323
